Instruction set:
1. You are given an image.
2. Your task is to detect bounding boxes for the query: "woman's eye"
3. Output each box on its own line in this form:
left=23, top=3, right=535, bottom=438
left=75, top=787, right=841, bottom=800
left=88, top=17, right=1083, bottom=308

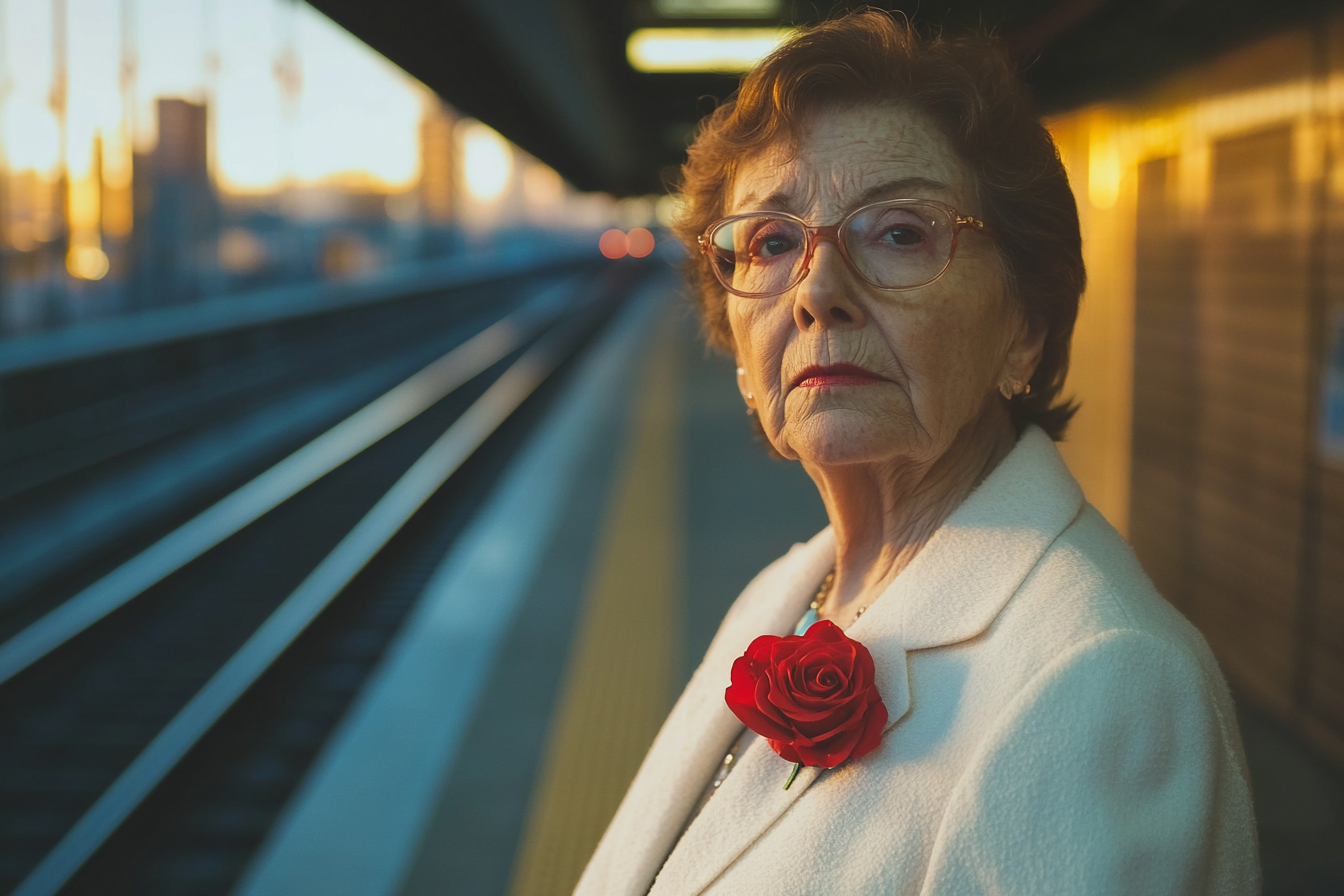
left=756, top=235, right=796, bottom=257
left=746, top=225, right=799, bottom=259
left=880, top=226, right=926, bottom=246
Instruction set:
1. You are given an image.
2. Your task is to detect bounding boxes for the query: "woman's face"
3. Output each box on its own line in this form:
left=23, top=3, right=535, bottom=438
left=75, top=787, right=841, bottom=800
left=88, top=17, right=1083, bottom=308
left=726, top=103, right=1035, bottom=471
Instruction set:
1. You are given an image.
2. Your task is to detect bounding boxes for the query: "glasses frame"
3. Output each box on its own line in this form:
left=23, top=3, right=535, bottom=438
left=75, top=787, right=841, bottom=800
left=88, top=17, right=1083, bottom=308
left=697, top=198, right=992, bottom=299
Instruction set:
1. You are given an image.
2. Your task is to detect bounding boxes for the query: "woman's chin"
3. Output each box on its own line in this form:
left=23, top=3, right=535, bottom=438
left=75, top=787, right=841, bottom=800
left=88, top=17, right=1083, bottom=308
left=780, top=412, right=917, bottom=468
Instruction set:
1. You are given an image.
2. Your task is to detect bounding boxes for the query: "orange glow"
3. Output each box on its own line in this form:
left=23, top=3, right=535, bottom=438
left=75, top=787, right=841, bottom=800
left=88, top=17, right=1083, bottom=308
left=599, top=229, right=628, bottom=259
left=626, top=228, right=655, bottom=258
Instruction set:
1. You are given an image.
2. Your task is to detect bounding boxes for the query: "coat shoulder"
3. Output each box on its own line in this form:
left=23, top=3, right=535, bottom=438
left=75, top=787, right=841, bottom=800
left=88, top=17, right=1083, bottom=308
left=1006, top=502, right=1216, bottom=669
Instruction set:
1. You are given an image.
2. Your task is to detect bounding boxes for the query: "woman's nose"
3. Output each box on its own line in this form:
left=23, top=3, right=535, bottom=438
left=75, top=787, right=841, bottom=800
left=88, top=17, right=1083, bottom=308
left=791, top=239, right=867, bottom=332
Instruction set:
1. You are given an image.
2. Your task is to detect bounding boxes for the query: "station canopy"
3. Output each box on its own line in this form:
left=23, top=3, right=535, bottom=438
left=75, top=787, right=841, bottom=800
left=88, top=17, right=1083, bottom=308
left=309, top=0, right=1330, bottom=196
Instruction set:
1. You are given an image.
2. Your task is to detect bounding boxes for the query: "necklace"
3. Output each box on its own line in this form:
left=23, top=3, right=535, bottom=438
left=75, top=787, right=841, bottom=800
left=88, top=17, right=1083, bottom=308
left=810, top=568, right=836, bottom=613
left=794, top=566, right=876, bottom=635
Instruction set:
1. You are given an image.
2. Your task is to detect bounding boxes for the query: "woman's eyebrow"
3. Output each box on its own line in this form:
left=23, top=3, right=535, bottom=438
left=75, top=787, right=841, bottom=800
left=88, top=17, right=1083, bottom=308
left=735, top=176, right=954, bottom=213
left=734, top=188, right=797, bottom=211
left=853, top=176, right=952, bottom=205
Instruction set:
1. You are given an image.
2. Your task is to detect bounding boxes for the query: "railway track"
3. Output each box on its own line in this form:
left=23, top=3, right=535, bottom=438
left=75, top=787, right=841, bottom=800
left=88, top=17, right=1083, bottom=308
left=0, top=259, right=655, bottom=895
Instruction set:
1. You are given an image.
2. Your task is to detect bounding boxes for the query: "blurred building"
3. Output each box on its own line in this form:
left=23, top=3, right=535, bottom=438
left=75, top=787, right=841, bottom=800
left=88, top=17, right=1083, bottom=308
left=130, top=99, right=219, bottom=309
left=419, top=99, right=457, bottom=226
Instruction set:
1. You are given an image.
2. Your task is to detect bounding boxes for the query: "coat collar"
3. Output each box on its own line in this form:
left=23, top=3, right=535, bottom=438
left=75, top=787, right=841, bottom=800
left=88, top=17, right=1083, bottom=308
left=848, top=424, right=1085, bottom=733
left=631, top=427, right=1084, bottom=896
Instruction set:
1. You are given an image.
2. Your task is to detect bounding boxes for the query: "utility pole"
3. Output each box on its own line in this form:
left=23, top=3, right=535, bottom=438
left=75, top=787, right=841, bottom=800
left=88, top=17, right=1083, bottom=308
left=50, top=0, right=68, bottom=290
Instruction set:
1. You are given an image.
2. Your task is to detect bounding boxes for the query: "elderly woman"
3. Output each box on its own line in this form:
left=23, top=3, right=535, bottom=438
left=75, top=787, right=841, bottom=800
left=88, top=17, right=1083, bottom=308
left=578, top=12, right=1258, bottom=895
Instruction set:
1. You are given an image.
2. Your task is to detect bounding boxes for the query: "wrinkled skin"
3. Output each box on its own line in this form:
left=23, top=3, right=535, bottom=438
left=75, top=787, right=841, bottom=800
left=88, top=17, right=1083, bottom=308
left=727, top=104, right=1045, bottom=626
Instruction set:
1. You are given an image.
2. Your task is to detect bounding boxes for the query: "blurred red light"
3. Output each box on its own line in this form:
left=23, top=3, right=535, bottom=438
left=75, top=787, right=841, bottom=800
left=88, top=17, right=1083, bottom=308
left=599, top=229, right=628, bottom=259
left=626, top=228, right=655, bottom=258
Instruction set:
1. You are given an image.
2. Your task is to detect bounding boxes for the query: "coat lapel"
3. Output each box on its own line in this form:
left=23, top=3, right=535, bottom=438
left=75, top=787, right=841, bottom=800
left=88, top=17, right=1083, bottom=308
left=652, top=428, right=1086, bottom=894
left=581, top=530, right=836, bottom=896
left=849, top=426, right=1086, bottom=728
left=649, top=730, right=824, bottom=895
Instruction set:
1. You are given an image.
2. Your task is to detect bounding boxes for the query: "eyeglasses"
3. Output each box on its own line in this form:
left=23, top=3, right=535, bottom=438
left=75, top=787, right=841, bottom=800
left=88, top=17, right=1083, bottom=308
left=697, top=199, right=991, bottom=298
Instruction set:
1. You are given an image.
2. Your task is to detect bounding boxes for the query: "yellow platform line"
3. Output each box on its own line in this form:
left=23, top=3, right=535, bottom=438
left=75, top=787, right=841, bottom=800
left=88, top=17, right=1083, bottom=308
left=506, top=311, right=684, bottom=896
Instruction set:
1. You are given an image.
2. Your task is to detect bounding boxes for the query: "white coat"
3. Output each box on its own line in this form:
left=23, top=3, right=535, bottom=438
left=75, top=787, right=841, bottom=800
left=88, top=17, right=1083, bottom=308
left=575, top=426, right=1260, bottom=895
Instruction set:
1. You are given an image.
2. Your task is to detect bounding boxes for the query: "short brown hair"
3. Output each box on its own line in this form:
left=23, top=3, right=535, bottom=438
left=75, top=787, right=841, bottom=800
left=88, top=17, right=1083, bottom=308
left=673, top=10, right=1084, bottom=439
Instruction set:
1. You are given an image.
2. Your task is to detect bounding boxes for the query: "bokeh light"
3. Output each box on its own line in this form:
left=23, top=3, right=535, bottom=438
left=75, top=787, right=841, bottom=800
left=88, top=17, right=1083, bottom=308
left=460, top=120, right=514, bottom=202
left=599, top=229, right=628, bottom=259
left=655, top=194, right=685, bottom=228
left=66, top=245, right=110, bottom=280
left=626, top=228, right=656, bottom=258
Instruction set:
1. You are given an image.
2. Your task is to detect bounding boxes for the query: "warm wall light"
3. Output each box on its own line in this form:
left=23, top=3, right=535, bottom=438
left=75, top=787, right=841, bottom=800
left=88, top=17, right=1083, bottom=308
left=1088, top=129, right=1122, bottom=210
left=627, top=28, right=794, bottom=73
left=459, top=120, right=513, bottom=202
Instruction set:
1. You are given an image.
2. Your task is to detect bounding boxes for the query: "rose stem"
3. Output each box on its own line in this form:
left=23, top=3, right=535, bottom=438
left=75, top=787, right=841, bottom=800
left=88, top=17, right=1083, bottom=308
left=783, top=762, right=801, bottom=790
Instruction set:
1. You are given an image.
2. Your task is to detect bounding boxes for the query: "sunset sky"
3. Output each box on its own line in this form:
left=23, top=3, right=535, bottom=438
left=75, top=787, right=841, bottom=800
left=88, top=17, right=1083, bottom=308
left=2, top=0, right=427, bottom=191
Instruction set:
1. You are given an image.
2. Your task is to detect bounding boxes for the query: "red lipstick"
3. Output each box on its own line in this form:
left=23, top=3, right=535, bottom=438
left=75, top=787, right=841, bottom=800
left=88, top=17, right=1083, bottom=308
left=792, top=363, right=888, bottom=389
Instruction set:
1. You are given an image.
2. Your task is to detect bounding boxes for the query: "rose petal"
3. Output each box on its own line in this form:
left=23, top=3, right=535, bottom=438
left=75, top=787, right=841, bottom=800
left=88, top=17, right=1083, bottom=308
left=796, top=725, right=863, bottom=768
left=804, top=620, right=846, bottom=643
left=755, top=675, right=793, bottom=727
left=848, top=693, right=890, bottom=762
left=746, top=634, right=782, bottom=665
left=768, top=738, right=801, bottom=764
left=725, top=682, right=794, bottom=742
left=783, top=691, right=872, bottom=736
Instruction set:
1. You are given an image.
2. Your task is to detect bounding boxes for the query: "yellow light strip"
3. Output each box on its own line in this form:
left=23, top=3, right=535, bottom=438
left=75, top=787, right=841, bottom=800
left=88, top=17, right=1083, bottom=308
left=626, top=27, right=795, bottom=73
left=652, top=0, right=780, bottom=18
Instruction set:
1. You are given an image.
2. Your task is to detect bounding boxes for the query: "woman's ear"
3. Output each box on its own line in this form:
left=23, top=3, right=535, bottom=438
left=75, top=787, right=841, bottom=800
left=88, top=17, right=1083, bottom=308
left=735, top=359, right=757, bottom=409
left=997, top=314, right=1047, bottom=397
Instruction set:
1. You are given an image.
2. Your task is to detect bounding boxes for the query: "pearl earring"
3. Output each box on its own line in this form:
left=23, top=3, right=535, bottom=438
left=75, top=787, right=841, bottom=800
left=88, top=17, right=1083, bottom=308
left=738, top=366, right=756, bottom=413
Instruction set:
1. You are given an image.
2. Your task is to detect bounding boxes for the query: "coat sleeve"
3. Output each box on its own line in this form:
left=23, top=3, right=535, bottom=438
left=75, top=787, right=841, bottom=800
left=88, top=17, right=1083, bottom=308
left=919, top=628, right=1260, bottom=896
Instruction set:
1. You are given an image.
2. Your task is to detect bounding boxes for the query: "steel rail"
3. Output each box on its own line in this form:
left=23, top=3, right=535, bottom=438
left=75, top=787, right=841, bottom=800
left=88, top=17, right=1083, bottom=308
left=9, top=296, right=601, bottom=896
left=0, top=275, right=582, bottom=686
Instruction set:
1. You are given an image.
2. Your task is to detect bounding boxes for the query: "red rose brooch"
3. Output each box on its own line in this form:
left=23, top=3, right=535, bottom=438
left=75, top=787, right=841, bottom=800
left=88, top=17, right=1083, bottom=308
left=725, top=619, right=888, bottom=789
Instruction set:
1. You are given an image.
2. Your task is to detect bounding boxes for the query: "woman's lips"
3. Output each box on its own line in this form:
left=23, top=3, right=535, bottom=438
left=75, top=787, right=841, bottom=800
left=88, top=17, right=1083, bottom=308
left=791, top=363, right=888, bottom=389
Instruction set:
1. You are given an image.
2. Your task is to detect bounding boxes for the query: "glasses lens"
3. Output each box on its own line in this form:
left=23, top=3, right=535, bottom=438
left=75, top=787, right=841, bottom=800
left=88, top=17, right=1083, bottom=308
left=709, top=215, right=806, bottom=296
left=843, top=202, right=954, bottom=289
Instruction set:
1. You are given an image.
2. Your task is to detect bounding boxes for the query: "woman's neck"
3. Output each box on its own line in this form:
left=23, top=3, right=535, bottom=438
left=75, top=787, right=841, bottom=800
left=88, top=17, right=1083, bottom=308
left=804, top=405, right=1018, bottom=627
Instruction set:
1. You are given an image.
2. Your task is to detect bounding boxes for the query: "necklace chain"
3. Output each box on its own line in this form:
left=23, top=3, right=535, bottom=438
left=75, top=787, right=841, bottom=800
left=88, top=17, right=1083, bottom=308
left=809, top=568, right=835, bottom=613
left=808, top=566, right=874, bottom=622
